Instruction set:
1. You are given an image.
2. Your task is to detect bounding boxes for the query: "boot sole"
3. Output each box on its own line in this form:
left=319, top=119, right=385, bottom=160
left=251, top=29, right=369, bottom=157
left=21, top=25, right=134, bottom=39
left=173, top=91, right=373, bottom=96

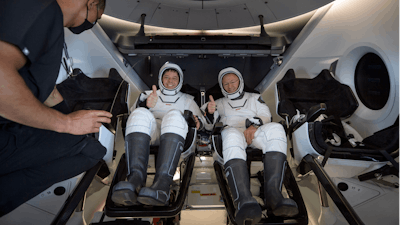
left=273, top=204, right=299, bottom=217
left=137, top=187, right=168, bottom=206
left=137, top=195, right=167, bottom=206
left=235, top=202, right=262, bottom=225
left=111, top=189, right=138, bottom=206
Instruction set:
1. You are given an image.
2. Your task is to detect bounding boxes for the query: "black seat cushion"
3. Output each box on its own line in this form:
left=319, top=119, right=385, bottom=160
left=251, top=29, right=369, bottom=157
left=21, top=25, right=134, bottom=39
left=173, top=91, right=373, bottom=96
left=277, top=69, right=358, bottom=120
left=57, top=68, right=129, bottom=132
left=180, top=83, right=201, bottom=107
left=311, top=119, right=399, bottom=161
left=361, top=117, right=399, bottom=154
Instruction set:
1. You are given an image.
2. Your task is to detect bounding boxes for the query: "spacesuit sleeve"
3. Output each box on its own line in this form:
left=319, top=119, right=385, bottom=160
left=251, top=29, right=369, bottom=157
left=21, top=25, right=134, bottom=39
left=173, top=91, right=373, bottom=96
left=188, top=98, right=206, bottom=130
left=200, top=102, right=213, bottom=123
left=133, top=91, right=151, bottom=111
left=254, top=94, right=272, bottom=124
left=200, top=101, right=220, bottom=131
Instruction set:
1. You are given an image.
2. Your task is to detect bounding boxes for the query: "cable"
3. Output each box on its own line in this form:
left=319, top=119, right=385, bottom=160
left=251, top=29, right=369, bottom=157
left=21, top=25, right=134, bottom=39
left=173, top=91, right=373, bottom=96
left=109, top=80, right=125, bottom=114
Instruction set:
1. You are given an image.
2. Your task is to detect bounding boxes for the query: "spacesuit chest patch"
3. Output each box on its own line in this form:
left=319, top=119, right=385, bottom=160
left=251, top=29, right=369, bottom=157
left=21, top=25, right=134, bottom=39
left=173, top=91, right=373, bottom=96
left=228, top=99, right=247, bottom=109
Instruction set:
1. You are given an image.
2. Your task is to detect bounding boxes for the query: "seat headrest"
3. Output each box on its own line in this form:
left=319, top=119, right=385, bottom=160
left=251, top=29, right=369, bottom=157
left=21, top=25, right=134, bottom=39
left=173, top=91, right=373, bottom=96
left=277, top=69, right=358, bottom=120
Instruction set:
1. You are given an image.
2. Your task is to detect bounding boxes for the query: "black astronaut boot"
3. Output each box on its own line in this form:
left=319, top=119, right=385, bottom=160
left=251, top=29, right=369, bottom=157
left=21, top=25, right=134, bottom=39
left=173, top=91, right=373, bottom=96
left=111, top=132, right=150, bottom=206
left=225, top=159, right=262, bottom=225
left=263, top=151, right=299, bottom=217
left=137, top=133, right=184, bottom=206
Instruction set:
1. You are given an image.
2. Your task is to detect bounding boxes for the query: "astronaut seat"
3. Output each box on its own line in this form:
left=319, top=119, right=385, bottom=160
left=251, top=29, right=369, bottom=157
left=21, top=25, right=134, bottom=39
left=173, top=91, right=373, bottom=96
left=212, top=132, right=308, bottom=225
left=276, top=69, right=399, bottom=178
left=276, top=69, right=400, bottom=224
left=205, top=81, right=308, bottom=225
left=104, top=110, right=197, bottom=219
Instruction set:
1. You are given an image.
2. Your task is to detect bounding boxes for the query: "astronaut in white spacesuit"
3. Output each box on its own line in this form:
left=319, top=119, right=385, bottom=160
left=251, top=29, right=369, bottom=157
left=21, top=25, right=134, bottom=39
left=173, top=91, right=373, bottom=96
left=202, top=67, right=298, bottom=224
left=111, top=62, right=204, bottom=206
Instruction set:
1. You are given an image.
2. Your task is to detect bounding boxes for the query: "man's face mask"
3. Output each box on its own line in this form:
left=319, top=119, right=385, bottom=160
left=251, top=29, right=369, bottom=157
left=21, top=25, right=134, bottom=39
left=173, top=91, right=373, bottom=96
left=69, top=5, right=98, bottom=34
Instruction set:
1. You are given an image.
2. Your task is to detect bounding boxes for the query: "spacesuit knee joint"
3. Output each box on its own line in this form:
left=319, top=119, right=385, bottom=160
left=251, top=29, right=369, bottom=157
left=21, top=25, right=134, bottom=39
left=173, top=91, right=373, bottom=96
left=161, top=110, right=188, bottom=139
left=126, top=107, right=156, bottom=136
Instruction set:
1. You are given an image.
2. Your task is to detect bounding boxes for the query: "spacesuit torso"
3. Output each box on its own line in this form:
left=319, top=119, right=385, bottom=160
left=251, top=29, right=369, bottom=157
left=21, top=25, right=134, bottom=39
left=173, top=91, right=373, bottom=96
left=135, top=90, right=203, bottom=123
left=202, top=92, right=287, bottom=163
left=205, top=92, right=271, bottom=132
left=128, top=89, right=204, bottom=146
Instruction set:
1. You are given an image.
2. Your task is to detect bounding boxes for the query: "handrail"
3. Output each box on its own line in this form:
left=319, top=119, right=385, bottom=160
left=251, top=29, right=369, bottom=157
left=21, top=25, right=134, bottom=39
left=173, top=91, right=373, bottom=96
left=51, top=161, right=104, bottom=225
left=303, top=154, right=365, bottom=225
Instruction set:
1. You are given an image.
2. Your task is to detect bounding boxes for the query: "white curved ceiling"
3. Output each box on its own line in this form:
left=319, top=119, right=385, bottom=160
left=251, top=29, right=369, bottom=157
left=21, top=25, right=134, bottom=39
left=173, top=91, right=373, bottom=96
left=104, top=0, right=335, bottom=30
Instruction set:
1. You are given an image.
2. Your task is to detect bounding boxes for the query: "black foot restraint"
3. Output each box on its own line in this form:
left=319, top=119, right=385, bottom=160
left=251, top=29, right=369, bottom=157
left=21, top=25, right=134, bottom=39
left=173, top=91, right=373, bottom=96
left=225, top=159, right=262, bottom=225
left=264, top=152, right=299, bottom=217
left=137, top=133, right=184, bottom=206
left=111, top=132, right=150, bottom=206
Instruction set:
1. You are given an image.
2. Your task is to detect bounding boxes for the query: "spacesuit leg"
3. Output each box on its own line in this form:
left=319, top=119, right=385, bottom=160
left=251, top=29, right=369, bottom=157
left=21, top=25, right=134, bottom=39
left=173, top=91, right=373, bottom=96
left=221, top=127, right=247, bottom=164
left=111, top=107, right=156, bottom=206
left=252, top=122, right=298, bottom=217
left=222, top=127, right=262, bottom=225
left=137, top=109, right=188, bottom=206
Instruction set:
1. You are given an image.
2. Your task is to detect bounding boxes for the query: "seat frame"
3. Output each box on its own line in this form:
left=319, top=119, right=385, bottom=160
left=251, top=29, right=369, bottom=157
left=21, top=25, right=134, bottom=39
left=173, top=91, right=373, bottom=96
left=211, top=125, right=308, bottom=225
left=214, top=151, right=308, bottom=225
left=104, top=151, right=195, bottom=218
left=104, top=124, right=197, bottom=218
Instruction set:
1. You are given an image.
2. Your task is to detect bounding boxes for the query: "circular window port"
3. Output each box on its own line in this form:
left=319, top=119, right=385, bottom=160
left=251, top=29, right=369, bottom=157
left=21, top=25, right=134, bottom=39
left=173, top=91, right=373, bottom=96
left=337, top=182, right=349, bottom=191
left=355, top=53, right=390, bottom=110
left=54, top=186, right=66, bottom=196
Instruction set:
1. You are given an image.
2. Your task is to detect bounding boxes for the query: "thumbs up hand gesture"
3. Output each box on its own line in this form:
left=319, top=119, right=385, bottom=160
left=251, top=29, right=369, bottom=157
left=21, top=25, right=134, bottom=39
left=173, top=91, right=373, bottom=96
left=146, top=85, right=158, bottom=108
left=207, top=95, right=217, bottom=114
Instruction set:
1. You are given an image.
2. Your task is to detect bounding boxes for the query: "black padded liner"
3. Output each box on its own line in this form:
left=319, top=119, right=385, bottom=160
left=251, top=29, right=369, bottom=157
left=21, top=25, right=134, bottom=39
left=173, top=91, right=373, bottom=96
left=277, top=69, right=358, bottom=120
left=180, top=83, right=204, bottom=108
left=57, top=68, right=128, bottom=115
left=313, top=122, right=382, bottom=161
left=361, top=117, right=399, bottom=154
left=57, top=68, right=129, bottom=131
left=312, top=118, right=399, bottom=161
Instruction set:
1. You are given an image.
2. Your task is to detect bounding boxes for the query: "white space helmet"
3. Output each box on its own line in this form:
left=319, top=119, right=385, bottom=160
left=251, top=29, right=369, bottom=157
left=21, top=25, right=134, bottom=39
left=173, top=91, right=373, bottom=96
left=218, top=67, right=244, bottom=99
left=158, top=62, right=184, bottom=96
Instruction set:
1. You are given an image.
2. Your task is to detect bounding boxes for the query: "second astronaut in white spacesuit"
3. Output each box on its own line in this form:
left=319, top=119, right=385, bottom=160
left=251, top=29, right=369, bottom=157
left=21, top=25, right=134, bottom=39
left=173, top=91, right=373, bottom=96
left=111, top=62, right=204, bottom=206
left=202, top=67, right=298, bottom=225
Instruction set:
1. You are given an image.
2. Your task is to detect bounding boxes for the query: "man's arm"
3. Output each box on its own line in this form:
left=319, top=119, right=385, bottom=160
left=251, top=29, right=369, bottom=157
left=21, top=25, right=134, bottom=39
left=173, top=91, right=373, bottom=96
left=44, top=86, right=63, bottom=107
left=200, top=101, right=218, bottom=131
left=188, top=98, right=206, bottom=130
left=0, top=40, right=112, bottom=134
left=254, top=95, right=271, bottom=124
left=243, top=95, right=271, bottom=145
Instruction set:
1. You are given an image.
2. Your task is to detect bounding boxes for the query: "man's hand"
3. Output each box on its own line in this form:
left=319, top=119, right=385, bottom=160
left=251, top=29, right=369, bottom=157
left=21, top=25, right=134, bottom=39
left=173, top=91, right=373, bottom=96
left=207, top=95, right=216, bottom=114
left=146, top=85, right=158, bottom=108
left=193, top=115, right=200, bottom=130
left=244, top=125, right=258, bottom=145
left=64, top=110, right=112, bottom=135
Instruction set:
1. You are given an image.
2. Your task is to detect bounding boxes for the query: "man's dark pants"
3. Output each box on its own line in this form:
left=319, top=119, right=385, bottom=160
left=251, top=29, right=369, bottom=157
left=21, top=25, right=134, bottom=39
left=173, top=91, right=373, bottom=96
left=0, top=105, right=106, bottom=216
